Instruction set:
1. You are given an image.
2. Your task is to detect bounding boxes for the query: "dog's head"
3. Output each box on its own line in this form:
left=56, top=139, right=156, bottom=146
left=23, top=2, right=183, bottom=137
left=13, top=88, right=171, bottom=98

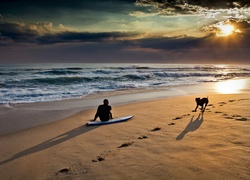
left=195, top=98, right=200, bottom=103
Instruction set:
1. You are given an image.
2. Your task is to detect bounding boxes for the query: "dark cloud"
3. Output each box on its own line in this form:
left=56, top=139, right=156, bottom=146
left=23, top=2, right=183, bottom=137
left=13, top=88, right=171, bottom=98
left=187, top=0, right=250, bottom=8
left=0, top=0, right=136, bottom=16
left=131, top=29, right=250, bottom=51
left=136, top=0, right=250, bottom=16
left=137, top=0, right=250, bottom=9
left=0, top=21, right=141, bottom=45
left=37, top=31, right=141, bottom=45
left=1, top=39, right=249, bottom=64
left=0, top=22, right=37, bottom=44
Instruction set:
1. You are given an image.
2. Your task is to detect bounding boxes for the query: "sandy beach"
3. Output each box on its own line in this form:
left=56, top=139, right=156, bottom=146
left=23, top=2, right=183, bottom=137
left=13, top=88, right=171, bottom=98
left=0, top=79, right=250, bottom=180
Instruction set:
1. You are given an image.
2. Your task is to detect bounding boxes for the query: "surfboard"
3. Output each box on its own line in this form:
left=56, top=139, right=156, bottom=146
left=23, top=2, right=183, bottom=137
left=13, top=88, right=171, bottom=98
left=86, top=115, right=134, bottom=126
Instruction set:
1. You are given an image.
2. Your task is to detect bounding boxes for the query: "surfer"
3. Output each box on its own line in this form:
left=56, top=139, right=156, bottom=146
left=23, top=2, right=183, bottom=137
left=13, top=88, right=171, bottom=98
left=93, top=99, right=113, bottom=122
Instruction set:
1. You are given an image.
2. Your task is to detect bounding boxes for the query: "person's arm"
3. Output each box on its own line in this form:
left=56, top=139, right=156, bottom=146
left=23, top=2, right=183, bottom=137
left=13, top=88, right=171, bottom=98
left=109, top=106, right=113, bottom=119
left=93, top=114, right=98, bottom=121
left=93, top=106, right=100, bottom=121
left=109, top=112, right=113, bottom=119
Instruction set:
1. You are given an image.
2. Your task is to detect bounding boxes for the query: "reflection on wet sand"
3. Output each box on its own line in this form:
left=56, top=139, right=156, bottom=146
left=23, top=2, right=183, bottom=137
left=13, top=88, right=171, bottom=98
left=215, top=79, right=247, bottom=94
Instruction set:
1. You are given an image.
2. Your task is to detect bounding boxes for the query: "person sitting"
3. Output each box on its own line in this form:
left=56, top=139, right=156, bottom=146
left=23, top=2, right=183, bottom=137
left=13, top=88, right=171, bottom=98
left=93, top=99, right=113, bottom=122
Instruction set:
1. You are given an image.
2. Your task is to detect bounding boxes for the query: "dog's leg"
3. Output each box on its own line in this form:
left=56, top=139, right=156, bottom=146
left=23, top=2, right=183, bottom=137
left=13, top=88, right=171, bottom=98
left=204, top=103, right=208, bottom=111
left=194, top=105, right=198, bottom=112
left=202, top=103, right=208, bottom=112
left=200, top=104, right=204, bottom=111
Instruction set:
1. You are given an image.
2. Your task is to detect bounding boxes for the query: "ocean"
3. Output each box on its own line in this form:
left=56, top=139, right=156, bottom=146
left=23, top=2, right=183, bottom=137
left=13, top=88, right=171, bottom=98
left=0, top=63, right=249, bottom=105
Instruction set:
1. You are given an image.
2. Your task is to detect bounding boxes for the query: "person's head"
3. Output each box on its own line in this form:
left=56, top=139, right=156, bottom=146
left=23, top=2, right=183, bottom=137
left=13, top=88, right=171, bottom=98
left=103, top=99, right=109, bottom=105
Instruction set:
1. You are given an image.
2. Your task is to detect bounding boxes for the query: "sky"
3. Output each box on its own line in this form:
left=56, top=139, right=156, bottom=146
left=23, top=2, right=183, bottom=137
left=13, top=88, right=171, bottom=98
left=0, top=0, right=250, bottom=64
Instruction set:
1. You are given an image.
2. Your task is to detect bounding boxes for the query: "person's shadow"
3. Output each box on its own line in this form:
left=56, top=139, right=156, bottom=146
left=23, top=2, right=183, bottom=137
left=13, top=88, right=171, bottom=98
left=176, top=113, right=204, bottom=141
left=0, top=124, right=98, bottom=166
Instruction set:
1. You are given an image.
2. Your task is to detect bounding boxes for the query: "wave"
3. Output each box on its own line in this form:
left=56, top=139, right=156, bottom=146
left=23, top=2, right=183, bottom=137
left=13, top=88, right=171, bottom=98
left=66, top=67, right=83, bottom=70
left=21, top=76, right=123, bottom=86
left=2, top=71, right=249, bottom=88
left=37, top=69, right=81, bottom=75
left=123, top=73, right=153, bottom=80
left=24, top=76, right=92, bottom=85
left=214, top=72, right=250, bottom=79
left=0, top=72, right=19, bottom=76
left=93, top=69, right=119, bottom=74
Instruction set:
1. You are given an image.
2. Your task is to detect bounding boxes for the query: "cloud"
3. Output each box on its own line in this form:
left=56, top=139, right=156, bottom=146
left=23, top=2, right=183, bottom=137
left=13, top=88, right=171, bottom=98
left=201, top=19, right=250, bottom=37
left=129, top=11, right=159, bottom=17
left=0, top=21, right=142, bottom=45
left=0, top=21, right=56, bottom=44
left=1, top=28, right=249, bottom=64
left=136, top=0, right=204, bottom=16
left=1, top=38, right=249, bottom=64
left=136, top=0, right=250, bottom=9
left=136, top=0, right=250, bottom=19
left=37, top=31, right=141, bottom=45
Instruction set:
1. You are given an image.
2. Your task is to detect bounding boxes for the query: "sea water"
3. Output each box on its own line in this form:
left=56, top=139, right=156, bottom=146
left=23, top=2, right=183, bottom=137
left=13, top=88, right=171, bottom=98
left=0, top=63, right=249, bottom=105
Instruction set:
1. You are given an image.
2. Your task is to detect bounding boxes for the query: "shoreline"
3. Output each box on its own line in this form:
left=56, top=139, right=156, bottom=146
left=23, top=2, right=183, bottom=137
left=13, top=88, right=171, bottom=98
left=0, top=78, right=250, bottom=136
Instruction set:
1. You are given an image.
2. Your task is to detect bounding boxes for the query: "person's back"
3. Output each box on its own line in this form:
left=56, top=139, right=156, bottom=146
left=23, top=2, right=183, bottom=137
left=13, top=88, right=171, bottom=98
left=94, top=99, right=113, bottom=121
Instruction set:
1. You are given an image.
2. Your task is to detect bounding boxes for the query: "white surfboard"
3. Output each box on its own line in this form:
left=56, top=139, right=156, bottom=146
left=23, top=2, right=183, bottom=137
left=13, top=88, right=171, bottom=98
left=86, top=115, right=134, bottom=126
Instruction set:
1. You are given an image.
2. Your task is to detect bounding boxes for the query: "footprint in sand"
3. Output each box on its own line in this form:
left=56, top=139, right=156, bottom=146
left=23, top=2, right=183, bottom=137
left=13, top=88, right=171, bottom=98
left=92, top=142, right=135, bottom=162
left=172, top=114, right=190, bottom=120
left=224, top=116, right=234, bottom=119
left=218, top=102, right=226, bottom=106
left=58, top=167, right=71, bottom=173
left=151, top=127, right=161, bottom=131
left=92, top=149, right=118, bottom=162
left=138, top=135, right=148, bottom=139
left=232, top=114, right=241, bottom=118
left=118, top=141, right=134, bottom=148
left=222, top=114, right=234, bottom=119
left=238, top=98, right=249, bottom=101
left=221, top=113, right=248, bottom=121
left=92, top=155, right=105, bottom=162
left=235, top=117, right=248, bottom=121
left=172, top=116, right=182, bottom=120
left=168, top=122, right=175, bottom=126
left=230, top=141, right=245, bottom=145
left=228, top=100, right=235, bottom=102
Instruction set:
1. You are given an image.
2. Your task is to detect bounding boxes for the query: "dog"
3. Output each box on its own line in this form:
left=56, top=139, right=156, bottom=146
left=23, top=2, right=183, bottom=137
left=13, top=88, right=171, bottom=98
left=193, top=97, right=209, bottom=112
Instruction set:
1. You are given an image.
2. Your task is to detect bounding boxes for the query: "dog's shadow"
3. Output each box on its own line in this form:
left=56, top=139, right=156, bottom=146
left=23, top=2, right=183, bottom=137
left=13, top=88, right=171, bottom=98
left=176, top=113, right=204, bottom=141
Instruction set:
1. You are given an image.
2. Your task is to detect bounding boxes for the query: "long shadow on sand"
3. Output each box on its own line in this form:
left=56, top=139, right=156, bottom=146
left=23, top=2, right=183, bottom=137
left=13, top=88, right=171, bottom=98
left=0, top=124, right=98, bottom=166
left=176, top=113, right=204, bottom=141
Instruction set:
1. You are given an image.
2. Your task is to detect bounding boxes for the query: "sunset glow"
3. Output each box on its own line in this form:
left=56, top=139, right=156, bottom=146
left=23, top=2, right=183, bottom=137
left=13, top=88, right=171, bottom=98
left=216, top=79, right=247, bottom=94
left=217, top=24, right=235, bottom=37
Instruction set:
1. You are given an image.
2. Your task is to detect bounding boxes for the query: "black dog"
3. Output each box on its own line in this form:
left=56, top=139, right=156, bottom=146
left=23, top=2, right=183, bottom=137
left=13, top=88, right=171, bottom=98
left=193, top=97, right=209, bottom=112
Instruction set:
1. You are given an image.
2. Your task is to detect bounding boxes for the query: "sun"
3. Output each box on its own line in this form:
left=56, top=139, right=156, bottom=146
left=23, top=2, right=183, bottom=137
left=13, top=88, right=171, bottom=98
left=217, top=24, right=235, bottom=37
